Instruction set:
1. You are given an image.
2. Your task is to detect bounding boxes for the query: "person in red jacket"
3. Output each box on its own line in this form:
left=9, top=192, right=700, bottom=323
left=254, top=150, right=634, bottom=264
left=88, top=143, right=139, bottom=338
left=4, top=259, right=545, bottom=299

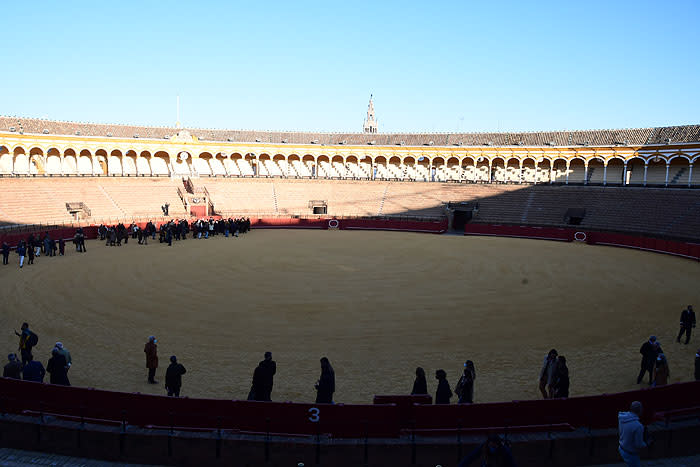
left=144, top=336, right=158, bottom=384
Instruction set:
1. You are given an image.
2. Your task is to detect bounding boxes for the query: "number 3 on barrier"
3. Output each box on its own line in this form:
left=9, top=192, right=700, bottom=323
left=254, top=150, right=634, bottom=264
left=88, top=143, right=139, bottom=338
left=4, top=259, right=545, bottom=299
left=308, top=407, right=320, bottom=422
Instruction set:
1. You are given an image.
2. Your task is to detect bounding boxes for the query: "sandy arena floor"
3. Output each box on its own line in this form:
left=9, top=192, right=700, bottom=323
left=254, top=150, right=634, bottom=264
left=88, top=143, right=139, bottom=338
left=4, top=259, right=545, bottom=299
left=1, top=230, right=699, bottom=404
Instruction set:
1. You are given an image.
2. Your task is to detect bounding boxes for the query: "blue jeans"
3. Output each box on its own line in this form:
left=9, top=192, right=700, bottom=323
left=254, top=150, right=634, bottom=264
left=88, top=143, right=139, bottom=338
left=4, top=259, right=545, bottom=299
left=618, top=447, right=640, bottom=467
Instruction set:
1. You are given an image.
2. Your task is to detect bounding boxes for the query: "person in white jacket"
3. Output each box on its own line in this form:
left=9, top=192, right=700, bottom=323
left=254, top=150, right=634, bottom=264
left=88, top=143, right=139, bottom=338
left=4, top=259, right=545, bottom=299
left=618, top=401, right=646, bottom=467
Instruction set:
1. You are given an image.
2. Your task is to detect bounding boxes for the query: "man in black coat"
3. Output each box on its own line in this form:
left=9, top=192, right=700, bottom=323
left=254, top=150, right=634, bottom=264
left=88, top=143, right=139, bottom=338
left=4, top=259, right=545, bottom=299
left=637, top=336, right=662, bottom=385
left=1, top=242, right=9, bottom=265
left=677, top=305, right=696, bottom=345
left=257, top=351, right=276, bottom=401
left=165, top=355, right=186, bottom=397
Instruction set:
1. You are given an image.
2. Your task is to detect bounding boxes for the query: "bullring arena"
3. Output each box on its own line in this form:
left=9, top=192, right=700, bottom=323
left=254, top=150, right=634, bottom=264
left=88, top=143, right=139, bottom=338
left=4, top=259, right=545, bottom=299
left=1, top=117, right=700, bottom=466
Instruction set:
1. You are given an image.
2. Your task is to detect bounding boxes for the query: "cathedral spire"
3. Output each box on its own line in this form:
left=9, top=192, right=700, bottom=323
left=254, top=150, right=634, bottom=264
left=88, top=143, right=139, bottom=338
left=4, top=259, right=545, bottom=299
left=363, top=95, right=377, bottom=134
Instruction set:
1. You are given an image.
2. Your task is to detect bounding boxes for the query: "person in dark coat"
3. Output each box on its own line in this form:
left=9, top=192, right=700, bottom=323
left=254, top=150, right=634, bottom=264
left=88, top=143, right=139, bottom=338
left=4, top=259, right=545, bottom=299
left=435, top=369, right=452, bottom=404
left=46, top=348, right=70, bottom=386
left=3, top=353, right=22, bottom=379
left=15, top=322, right=36, bottom=365
left=456, top=360, right=476, bottom=403
left=458, top=434, right=516, bottom=467
left=315, top=357, right=335, bottom=404
left=257, top=351, right=276, bottom=401
left=249, top=362, right=266, bottom=401
left=677, top=306, right=696, bottom=345
left=16, top=242, right=26, bottom=268
left=411, top=367, right=428, bottom=395
left=22, top=354, right=45, bottom=382
left=695, top=348, right=700, bottom=381
left=58, top=238, right=65, bottom=256
left=27, top=241, right=35, bottom=265
left=551, top=356, right=570, bottom=398
left=144, top=336, right=158, bottom=384
left=165, top=355, right=186, bottom=397
left=2, top=241, right=10, bottom=265
left=637, top=336, right=662, bottom=385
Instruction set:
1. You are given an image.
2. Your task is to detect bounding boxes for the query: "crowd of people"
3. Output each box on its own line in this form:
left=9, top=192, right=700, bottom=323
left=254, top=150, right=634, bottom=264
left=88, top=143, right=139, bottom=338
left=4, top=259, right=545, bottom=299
left=3, top=318, right=699, bottom=467
left=3, top=309, right=698, bottom=405
left=96, top=217, right=252, bottom=247
left=3, top=323, right=72, bottom=386
left=1, top=217, right=254, bottom=268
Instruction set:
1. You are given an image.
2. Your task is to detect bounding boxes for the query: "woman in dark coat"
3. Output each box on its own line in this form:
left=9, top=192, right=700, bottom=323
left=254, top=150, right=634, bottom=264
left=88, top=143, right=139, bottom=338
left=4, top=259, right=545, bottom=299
left=435, top=369, right=452, bottom=404
left=551, top=356, right=569, bottom=398
left=46, top=348, right=70, bottom=386
left=411, top=367, right=428, bottom=395
left=315, top=357, right=335, bottom=404
left=456, top=360, right=476, bottom=403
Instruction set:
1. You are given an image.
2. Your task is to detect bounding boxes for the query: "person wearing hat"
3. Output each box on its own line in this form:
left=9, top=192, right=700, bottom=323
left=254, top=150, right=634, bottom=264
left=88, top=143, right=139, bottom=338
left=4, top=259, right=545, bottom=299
left=144, top=336, right=158, bottom=384
left=677, top=305, right=696, bottom=345
left=3, top=354, right=22, bottom=379
left=165, top=355, right=187, bottom=397
left=46, top=347, right=70, bottom=386
left=637, top=336, right=662, bottom=385
left=55, top=342, right=71, bottom=371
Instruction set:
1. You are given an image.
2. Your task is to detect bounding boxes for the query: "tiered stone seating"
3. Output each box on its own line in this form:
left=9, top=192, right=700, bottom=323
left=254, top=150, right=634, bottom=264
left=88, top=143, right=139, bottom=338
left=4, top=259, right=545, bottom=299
left=97, top=178, right=187, bottom=219
left=202, top=178, right=276, bottom=214
left=8, top=116, right=697, bottom=147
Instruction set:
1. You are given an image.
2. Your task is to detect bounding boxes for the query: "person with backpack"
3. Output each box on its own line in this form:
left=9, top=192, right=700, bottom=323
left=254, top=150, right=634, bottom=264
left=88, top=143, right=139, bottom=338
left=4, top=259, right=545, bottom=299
left=15, top=322, right=38, bottom=364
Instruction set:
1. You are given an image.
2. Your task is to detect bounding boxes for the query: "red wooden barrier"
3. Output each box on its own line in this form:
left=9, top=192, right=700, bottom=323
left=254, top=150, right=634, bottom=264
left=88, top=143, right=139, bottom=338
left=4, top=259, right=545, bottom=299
left=1, top=377, right=697, bottom=438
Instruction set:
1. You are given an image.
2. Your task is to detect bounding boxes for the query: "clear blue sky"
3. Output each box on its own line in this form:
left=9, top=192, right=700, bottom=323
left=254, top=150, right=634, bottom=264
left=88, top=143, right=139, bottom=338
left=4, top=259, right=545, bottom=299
left=2, top=1, right=698, bottom=133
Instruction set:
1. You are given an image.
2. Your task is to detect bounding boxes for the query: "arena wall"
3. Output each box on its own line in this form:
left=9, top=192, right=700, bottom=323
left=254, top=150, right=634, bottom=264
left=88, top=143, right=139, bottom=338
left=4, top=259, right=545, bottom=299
left=1, top=377, right=698, bottom=466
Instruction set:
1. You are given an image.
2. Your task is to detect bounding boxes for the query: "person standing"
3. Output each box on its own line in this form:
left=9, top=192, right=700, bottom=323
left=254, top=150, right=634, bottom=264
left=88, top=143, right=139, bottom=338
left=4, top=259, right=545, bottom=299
left=677, top=306, right=696, bottom=345
left=165, top=356, right=186, bottom=397
left=618, top=401, right=646, bottom=467
left=652, top=354, right=670, bottom=387
left=258, top=351, right=276, bottom=401
left=551, top=356, right=570, bottom=398
left=315, top=357, right=335, bottom=404
left=411, top=367, right=428, bottom=395
left=637, top=336, right=661, bottom=385
left=16, top=242, right=26, bottom=268
left=58, top=238, right=65, bottom=256
left=455, top=361, right=476, bottom=404
left=27, top=242, right=35, bottom=265
left=144, top=336, right=158, bottom=384
left=539, top=349, right=558, bottom=398
left=55, top=342, right=72, bottom=371
left=435, top=369, right=452, bottom=404
left=3, top=354, right=22, bottom=379
left=46, top=348, right=70, bottom=386
left=15, top=323, right=37, bottom=365
left=2, top=241, right=10, bottom=265
left=21, top=354, right=45, bottom=383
